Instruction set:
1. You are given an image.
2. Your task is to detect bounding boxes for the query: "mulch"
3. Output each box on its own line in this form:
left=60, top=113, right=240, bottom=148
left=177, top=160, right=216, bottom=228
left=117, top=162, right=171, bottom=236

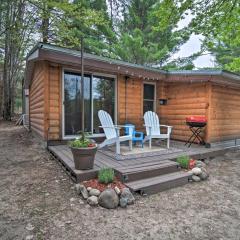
left=83, top=177, right=126, bottom=192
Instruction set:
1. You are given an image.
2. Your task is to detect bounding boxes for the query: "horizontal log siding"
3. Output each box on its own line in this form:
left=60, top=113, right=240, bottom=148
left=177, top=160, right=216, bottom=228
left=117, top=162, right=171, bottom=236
left=118, top=75, right=144, bottom=129
left=29, top=62, right=46, bottom=138
left=158, top=82, right=208, bottom=142
left=209, top=84, right=240, bottom=142
left=48, top=65, right=61, bottom=140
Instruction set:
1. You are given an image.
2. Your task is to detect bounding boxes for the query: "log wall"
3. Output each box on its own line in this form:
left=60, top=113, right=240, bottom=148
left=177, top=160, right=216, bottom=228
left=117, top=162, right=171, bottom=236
left=118, top=75, right=145, bottom=129
left=29, top=63, right=240, bottom=144
left=157, top=82, right=208, bottom=142
left=209, top=84, right=240, bottom=142
left=48, top=65, right=61, bottom=140
left=29, top=61, right=47, bottom=138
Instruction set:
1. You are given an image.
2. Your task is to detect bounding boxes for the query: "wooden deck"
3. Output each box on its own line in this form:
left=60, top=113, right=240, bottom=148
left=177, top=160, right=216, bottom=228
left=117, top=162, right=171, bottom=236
left=48, top=142, right=239, bottom=194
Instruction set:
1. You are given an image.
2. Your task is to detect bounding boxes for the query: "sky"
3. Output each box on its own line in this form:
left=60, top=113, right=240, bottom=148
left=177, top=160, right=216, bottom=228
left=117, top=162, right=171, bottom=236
left=173, top=12, right=216, bottom=69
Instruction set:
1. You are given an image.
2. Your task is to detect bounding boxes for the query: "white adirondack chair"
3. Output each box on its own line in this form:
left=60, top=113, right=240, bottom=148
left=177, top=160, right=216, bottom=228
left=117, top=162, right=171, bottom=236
left=98, top=110, right=133, bottom=154
left=144, top=111, right=172, bottom=148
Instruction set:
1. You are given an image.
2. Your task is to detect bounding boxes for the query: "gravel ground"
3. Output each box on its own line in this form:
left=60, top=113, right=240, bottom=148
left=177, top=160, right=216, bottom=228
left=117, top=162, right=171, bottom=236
left=0, top=121, right=240, bottom=240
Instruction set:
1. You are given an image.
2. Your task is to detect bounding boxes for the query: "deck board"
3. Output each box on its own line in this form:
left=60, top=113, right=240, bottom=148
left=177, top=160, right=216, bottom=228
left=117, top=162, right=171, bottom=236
left=48, top=142, right=239, bottom=183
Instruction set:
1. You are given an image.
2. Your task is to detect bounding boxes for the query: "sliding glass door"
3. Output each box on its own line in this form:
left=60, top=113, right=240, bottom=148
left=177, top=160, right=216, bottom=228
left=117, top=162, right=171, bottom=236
left=63, top=71, right=115, bottom=137
left=92, top=76, right=115, bottom=134
left=64, top=72, right=91, bottom=136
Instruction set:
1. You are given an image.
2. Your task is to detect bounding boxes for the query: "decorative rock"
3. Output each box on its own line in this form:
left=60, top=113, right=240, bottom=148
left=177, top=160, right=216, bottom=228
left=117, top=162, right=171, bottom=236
left=87, top=187, right=92, bottom=192
left=192, top=167, right=202, bottom=176
left=120, top=188, right=135, bottom=205
left=79, top=184, right=89, bottom=199
left=98, top=189, right=119, bottom=209
left=75, top=184, right=81, bottom=195
left=89, top=188, right=101, bottom=197
left=201, top=167, right=208, bottom=175
left=199, top=171, right=209, bottom=180
left=196, top=160, right=207, bottom=168
left=119, top=197, right=128, bottom=208
left=87, top=196, right=98, bottom=206
left=114, top=186, right=121, bottom=195
left=192, top=175, right=201, bottom=182
left=196, top=163, right=202, bottom=168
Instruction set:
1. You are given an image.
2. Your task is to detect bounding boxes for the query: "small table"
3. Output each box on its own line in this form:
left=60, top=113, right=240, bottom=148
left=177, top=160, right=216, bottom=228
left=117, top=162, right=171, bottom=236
left=124, top=124, right=144, bottom=148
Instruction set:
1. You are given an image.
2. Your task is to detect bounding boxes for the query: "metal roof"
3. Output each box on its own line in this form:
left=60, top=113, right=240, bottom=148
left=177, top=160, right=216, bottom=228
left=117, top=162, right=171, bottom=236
left=167, top=70, right=240, bottom=80
left=28, top=42, right=166, bottom=75
left=26, top=42, right=240, bottom=83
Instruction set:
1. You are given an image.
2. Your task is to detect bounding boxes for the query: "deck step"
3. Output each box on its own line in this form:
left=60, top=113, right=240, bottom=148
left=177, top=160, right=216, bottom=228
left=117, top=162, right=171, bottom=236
left=125, top=171, right=192, bottom=195
left=116, top=160, right=180, bottom=183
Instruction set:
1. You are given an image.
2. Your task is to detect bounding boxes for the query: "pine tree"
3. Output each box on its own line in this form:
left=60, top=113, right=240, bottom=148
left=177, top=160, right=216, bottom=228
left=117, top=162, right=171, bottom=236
left=191, top=0, right=240, bottom=72
left=113, top=0, right=193, bottom=68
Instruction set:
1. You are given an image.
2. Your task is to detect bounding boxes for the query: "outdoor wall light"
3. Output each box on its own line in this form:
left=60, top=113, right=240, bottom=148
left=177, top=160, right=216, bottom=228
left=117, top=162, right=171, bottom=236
left=159, top=99, right=167, bottom=105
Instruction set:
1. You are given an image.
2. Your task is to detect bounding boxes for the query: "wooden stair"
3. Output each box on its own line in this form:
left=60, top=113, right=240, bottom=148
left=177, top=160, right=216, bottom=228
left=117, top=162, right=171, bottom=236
left=116, top=160, right=192, bottom=195
left=115, top=160, right=180, bottom=183
left=125, top=171, right=192, bottom=195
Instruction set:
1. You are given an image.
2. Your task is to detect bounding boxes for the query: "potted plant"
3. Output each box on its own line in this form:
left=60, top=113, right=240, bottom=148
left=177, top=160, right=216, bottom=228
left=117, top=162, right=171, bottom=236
left=69, top=132, right=97, bottom=170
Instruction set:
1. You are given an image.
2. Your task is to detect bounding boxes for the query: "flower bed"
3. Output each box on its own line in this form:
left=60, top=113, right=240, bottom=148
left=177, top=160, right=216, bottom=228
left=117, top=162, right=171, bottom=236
left=83, top=177, right=126, bottom=192
left=75, top=168, right=135, bottom=209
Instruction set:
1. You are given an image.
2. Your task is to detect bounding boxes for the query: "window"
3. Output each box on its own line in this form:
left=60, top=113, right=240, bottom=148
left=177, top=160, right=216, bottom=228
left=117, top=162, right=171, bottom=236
left=92, top=76, right=115, bottom=134
left=143, top=83, right=155, bottom=113
left=63, top=71, right=115, bottom=136
left=64, top=72, right=91, bottom=135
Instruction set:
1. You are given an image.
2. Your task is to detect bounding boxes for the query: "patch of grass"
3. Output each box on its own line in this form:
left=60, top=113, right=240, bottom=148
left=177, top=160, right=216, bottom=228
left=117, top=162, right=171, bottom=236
left=98, top=168, right=115, bottom=184
left=177, top=155, right=190, bottom=169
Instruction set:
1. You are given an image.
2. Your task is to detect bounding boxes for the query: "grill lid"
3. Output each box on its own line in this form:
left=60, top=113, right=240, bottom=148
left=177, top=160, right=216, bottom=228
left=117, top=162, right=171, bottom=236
left=186, top=116, right=207, bottom=123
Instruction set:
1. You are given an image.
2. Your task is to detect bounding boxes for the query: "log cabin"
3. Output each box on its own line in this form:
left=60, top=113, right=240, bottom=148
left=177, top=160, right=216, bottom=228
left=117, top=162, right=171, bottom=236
left=24, top=43, right=240, bottom=147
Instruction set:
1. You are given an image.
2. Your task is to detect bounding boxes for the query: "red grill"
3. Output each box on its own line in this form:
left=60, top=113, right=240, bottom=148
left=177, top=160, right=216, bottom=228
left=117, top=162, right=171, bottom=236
left=185, top=116, right=207, bottom=147
left=186, top=116, right=207, bottom=128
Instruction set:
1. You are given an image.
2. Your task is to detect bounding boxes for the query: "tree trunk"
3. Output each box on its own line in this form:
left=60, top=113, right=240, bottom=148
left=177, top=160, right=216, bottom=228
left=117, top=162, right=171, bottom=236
left=2, top=2, right=11, bottom=120
left=2, top=0, right=25, bottom=120
left=41, top=2, right=50, bottom=43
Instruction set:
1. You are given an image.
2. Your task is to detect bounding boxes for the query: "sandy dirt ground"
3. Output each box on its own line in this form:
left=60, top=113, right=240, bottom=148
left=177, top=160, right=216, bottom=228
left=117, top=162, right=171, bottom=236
left=0, top=121, right=240, bottom=240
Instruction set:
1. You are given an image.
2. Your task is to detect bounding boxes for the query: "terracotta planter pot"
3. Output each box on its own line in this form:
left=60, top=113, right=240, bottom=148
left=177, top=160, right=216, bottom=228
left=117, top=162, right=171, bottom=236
left=70, top=146, right=97, bottom=170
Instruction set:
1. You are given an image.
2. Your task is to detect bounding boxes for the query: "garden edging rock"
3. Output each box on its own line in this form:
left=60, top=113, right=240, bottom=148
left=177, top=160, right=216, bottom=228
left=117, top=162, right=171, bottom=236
left=98, top=189, right=119, bottom=209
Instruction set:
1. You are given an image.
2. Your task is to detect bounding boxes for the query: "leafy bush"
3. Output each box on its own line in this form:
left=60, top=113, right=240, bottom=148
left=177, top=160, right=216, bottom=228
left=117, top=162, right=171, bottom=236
left=177, top=155, right=190, bottom=169
left=69, top=132, right=95, bottom=148
left=69, top=138, right=91, bottom=148
left=98, top=168, right=115, bottom=184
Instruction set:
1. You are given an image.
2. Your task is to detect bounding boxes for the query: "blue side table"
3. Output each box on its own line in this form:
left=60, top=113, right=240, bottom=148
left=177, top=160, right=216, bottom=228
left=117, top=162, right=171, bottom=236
left=124, top=124, right=144, bottom=148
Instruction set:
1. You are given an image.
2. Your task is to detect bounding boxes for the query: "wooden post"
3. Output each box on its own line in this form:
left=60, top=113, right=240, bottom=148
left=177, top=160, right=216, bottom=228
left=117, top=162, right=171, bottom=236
left=205, top=82, right=212, bottom=144
left=81, top=37, right=84, bottom=133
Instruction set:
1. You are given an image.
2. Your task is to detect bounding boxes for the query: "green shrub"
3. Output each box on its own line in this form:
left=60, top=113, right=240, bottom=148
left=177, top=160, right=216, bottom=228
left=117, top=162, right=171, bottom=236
left=69, top=138, right=90, bottom=148
left=98, top=168, right=115, bottom=184
left=177, top=155, right=190, bottom=169
left=69, top=132, right=94, bottom=148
